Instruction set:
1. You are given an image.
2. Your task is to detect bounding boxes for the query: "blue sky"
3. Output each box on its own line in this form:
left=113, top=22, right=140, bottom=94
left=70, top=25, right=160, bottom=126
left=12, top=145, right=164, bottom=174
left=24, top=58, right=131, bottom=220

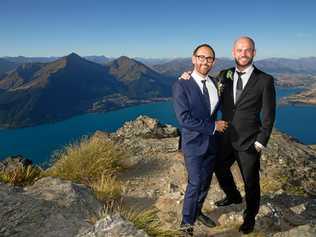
left=1, top=0, right=315, bottom=59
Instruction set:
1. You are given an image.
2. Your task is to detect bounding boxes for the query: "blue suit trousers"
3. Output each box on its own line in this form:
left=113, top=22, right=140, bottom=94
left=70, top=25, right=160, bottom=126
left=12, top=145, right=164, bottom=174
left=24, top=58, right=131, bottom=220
left=182, top=144, right=216, bottom=224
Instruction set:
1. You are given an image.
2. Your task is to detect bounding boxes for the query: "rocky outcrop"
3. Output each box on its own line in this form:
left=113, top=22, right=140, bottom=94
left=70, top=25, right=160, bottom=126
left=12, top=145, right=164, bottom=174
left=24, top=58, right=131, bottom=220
left=93, top=116, right=316, bottom=236
left=116, top=115, right=179, bottom=139
left=1, top=116, right=316, bottom=236
left=0, top=177, right=102, bottom=237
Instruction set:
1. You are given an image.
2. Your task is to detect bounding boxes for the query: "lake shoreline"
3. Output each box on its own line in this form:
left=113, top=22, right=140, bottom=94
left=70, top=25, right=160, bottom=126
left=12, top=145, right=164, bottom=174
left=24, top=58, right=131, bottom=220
left=0, top=97, right=172, bottom=130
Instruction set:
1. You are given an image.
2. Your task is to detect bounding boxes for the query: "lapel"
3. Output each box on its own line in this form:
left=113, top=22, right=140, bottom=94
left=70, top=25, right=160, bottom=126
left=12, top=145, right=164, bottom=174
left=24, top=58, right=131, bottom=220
left=209, top=76, right=218, bottom=90
left=235, top=66, right=259, bottom=107
left=209, top=76, right=220, bottom=114
left=189, top=78, right=211, bottom=114
left=222, top=68, right=235, bottom=106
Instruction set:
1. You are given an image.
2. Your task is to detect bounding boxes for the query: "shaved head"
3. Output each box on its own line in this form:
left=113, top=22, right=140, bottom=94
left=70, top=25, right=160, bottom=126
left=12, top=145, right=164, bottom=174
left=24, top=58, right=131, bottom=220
left=233, top=36, right=255, bottom=50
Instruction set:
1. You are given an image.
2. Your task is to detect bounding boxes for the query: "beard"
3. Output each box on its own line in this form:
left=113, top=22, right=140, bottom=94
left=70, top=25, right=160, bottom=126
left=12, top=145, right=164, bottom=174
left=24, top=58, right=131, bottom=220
left=196, top=65, right=211, bottom=75
left=235, top=56, right=253, bottom=68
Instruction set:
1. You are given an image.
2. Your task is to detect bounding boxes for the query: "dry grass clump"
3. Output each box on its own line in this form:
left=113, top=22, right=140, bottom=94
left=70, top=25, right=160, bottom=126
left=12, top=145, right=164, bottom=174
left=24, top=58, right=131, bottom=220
left=46, top=136, right=127, bottom=201
left=103, top=200, right=182, bottom=237
left=261, top=175, right=305, bottom=196
left=90, top=174, right=121, bottom=201
left=0, top=165, right=42, bottom=186
left=46, top=137, right=125, bottom=183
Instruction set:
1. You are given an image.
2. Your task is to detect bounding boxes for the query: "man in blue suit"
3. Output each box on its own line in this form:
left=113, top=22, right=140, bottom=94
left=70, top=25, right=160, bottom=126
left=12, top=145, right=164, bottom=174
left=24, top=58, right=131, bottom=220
left=172, top=44, right=228, bottom=236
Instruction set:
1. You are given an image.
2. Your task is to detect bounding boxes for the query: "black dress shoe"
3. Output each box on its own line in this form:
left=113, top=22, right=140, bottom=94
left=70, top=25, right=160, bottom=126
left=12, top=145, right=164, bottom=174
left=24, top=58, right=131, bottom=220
left=197, top=212, right=216, bottom=228
left=239, top=217, right=255, bottom=234
left=214, top=196, right=242, bottom=207
left=179, top=223, right=194, bottom=236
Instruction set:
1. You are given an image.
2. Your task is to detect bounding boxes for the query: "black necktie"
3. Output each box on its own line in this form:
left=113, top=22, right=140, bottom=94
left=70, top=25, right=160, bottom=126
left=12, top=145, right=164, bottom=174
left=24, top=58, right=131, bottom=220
left=202, top=80, right=211, bottom=111
left=236, top=71, right=245, bottom=103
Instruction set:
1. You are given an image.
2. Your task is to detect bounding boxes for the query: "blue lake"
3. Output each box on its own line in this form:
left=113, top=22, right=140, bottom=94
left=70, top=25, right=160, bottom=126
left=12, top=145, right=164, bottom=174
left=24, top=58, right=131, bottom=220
left=0, top=87, right=314, bottom=165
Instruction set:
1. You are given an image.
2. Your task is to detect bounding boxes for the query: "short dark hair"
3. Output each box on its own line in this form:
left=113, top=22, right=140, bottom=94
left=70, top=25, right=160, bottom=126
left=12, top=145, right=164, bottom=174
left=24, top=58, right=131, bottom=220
left=193, top=44, right=216, bottom=59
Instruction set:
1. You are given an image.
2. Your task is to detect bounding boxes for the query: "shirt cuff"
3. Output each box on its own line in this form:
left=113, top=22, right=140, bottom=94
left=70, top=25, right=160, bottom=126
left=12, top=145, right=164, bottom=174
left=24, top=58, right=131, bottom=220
left=254, top=141, right=265, bottom=149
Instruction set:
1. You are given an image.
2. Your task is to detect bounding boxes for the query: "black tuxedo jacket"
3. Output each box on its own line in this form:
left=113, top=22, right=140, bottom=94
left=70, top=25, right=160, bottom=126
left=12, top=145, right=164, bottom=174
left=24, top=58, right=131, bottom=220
left=218, top=66, right=276, bottom=151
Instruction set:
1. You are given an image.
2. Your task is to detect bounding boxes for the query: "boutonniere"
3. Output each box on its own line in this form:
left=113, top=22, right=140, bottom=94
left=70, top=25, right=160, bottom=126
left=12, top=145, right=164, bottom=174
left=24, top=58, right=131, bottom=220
left=217, top=80, right=224, bottom=96
left=226, top=70, right=233, bottom=80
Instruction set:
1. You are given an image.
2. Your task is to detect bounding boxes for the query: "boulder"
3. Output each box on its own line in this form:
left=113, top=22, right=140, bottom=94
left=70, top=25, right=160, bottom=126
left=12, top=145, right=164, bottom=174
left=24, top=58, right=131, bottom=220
left=0, top=177, right=102, bottom=237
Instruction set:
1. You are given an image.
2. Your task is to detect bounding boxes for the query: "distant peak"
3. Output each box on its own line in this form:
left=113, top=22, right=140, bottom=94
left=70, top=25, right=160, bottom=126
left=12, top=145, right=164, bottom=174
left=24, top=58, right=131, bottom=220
left=116, top=56, right=133, bottom=62
left=114, top=56, right=146, bottom=67
left=61, top=53, right=86, bottom=65
left=65, top=52, right=82, bottom=59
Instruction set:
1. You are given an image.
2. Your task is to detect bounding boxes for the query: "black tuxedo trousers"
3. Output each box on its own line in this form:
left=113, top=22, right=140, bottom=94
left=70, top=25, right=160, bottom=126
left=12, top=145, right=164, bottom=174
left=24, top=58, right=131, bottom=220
left=215, top=137, right=261, bottom=217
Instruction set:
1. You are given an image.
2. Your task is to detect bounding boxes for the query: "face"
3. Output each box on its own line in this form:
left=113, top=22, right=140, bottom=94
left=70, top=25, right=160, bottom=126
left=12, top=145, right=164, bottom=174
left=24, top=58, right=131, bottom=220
left=192, top=46, right=215, bottom=76
left=232, top=38, right=256, bottom=69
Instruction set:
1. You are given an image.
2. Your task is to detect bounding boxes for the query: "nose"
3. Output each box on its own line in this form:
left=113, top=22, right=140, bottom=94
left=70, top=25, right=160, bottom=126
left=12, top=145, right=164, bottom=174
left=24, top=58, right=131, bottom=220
left=240, top=50, right=246, bottom=56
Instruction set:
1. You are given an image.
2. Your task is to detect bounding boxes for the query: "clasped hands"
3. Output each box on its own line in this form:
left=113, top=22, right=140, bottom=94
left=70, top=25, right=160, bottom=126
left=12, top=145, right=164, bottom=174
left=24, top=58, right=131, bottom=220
left=215, top=120, right=228, bottom=133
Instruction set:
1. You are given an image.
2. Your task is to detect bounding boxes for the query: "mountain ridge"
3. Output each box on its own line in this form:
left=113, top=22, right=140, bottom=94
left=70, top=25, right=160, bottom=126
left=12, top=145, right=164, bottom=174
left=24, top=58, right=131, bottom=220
left=0, top=54, right=173, bottom=128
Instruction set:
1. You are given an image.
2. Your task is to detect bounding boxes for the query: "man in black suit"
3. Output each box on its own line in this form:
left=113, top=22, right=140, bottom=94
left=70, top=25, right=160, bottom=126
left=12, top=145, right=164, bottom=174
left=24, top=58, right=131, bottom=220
left=173, top=44, right=228, bottom=236
left=214, top=36, right=276, bottom=234
left=179, top=37, right=276, bottom=234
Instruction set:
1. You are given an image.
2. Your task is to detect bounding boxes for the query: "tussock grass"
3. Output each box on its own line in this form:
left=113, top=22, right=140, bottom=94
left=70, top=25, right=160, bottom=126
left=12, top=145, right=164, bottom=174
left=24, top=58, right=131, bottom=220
left=45, top=136, right=128, bottom=202
left=0, top=165, right=42, bottom=186
left=46, top=137, right=126, bottom=184
left=261, top=176, right=284, bottom=193
left=261, top=175, right=305, bottom=196
left=103, top=200, right=182, bottom=237
left=90, top=174, right=121, bottom=201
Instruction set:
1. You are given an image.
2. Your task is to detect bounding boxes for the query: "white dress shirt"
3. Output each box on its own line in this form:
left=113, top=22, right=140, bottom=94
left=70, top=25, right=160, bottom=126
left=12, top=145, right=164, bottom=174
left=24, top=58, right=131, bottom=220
left=191, top=70, right=219, bottom=115
left=233, top=64, right=254, bottom=104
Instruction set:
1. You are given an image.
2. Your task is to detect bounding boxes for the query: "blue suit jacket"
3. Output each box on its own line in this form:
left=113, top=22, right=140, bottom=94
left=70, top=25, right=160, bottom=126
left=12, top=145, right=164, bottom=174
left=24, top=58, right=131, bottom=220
left=172, top=77, right=220, bottom=157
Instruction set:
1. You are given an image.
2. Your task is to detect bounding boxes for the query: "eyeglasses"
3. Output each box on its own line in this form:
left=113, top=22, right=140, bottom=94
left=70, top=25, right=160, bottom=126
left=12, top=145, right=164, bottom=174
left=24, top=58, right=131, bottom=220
left=195, top=55, right=215, bottom=63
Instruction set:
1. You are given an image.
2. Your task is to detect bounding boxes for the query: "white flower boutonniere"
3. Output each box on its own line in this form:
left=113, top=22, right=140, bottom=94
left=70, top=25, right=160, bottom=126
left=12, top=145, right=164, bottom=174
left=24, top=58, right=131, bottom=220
left=217, top=81, right=224, bottom=96
left=226, top=70, right=233, bottom=80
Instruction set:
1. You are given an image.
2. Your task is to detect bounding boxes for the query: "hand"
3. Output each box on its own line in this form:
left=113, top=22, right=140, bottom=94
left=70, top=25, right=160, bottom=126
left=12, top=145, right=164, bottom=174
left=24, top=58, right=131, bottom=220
left=215, top=120, right=228, bottom=133
left=254, top=143, right=263, bottom=153
left=178, top=71, right=192, bottom=80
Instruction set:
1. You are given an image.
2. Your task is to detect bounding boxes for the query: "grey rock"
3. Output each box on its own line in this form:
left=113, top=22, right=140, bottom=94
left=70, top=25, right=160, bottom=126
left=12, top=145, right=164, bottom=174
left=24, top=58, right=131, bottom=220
left=116, top=115, right=178, bottom=139
left=77, top=214, right=148, bottom=237
left=0, top=177, right=102, bottom=237
left=273, top=224, right=316, bottom=237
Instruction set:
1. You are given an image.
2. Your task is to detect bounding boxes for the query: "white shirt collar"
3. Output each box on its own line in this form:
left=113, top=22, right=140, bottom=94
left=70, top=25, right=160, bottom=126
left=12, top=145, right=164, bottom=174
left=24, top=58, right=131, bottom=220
left=235, top=64, right=254, bottom=75
left=191, top=70, right=209, bottom=82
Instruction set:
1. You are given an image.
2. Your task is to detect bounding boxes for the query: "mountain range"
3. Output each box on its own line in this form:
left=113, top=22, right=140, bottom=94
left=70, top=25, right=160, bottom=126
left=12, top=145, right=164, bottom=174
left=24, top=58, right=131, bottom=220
left=1, top=54, right=316, bottom=128
left=2, top=56, right=316, bottom=76
left=0, top=59, right=18, bottom=76
left=0, top=53, right=172, bottom=128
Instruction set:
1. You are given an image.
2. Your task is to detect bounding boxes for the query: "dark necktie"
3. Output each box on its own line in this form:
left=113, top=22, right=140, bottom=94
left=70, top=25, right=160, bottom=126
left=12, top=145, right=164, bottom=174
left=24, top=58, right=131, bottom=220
left=202, top=80, right=211, bottom=111
left=236, top=71, right=245, bottom=103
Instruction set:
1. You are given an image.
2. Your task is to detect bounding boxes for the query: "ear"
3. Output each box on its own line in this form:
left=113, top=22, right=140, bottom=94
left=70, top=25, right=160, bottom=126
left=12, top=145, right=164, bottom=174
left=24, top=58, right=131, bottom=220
left=212, top=58, right=216, bottom=67
left=191, top=55, right=195, bottom=65
left=253, top=49, right=256, bottom=57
